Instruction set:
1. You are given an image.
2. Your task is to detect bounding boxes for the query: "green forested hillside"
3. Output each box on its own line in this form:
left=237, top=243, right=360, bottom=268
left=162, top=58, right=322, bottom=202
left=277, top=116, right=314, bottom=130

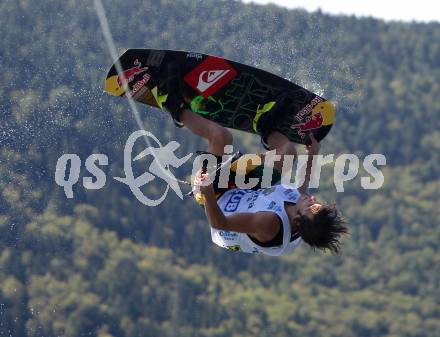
left=0, top=1, right=439, bottom=336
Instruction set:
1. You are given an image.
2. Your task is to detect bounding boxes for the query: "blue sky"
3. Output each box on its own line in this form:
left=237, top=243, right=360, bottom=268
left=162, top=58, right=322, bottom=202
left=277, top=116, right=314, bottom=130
left=241, top=0, right=440, bottom=22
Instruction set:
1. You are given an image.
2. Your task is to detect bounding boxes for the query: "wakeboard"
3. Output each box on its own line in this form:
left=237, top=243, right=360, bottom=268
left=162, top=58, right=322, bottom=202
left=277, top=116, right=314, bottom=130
left=104, top=49, right=335, bottom=144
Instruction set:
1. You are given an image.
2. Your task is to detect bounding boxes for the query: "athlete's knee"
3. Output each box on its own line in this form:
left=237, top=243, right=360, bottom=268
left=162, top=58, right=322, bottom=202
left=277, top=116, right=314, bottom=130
left=267, top=131, right=297, bottom=156
left=278, top=142, right=297, bottom=157
left=179, top=108, right=193, bottom=125
left=209, top=126, right=232, bottom=148
left=267, top=131, right=288, bottom=149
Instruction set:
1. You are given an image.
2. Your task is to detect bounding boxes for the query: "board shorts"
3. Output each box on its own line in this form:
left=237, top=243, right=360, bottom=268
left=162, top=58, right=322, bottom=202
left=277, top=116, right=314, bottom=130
left=194, top=153, right=282, bottom=205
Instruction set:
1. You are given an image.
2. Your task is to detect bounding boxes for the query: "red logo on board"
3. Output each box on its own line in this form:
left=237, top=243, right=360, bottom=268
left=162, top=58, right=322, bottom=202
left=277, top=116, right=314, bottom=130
left=184, top=57, right=237, bottom=98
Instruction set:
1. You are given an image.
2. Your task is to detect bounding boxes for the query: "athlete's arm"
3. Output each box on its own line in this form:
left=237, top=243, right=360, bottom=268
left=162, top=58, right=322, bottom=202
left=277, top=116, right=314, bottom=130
left=298, top=132, right=320, bottom=195
left=202, top=188, right=278, bottom=237
left=195, top=169, right=279, bottom=239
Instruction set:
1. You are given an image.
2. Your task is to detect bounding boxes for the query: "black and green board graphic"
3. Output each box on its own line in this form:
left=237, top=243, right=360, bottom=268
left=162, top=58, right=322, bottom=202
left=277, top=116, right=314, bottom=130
left=104, top=49, right=335, bottom=144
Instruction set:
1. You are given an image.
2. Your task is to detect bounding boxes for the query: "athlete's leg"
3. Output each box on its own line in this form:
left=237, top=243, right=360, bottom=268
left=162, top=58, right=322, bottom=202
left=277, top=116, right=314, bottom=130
left=180, top=108, right=232, bottom=157
left=266, top=131, right=297, bottom=174
left=164, top=59, right=232, bottom=156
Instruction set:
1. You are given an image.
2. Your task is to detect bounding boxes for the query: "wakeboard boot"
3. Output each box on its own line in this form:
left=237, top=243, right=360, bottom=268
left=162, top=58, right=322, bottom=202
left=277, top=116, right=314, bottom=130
left=255, top=93, right=293, bottom=150
left=164, top=61, right=189, bottom=128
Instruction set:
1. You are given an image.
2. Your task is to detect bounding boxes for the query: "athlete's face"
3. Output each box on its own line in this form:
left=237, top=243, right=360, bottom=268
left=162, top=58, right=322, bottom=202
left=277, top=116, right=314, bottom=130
left=297, top=194, right=322, bottom=220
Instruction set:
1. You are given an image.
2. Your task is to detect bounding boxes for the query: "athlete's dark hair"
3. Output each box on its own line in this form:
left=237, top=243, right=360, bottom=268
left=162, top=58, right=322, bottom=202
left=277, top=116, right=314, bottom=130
left=297, top=204, right=348, bottom=254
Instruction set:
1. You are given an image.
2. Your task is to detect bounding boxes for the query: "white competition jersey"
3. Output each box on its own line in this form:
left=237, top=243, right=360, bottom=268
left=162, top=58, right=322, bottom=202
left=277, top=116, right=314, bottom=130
left=211, top=184, right=303, bottom=256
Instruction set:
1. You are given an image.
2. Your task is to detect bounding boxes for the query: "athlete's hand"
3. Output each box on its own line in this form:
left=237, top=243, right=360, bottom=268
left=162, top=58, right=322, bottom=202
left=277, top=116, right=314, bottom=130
left=305, top=132, right=320, bottom=155
left=194, top=171, right=215, bottom=195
